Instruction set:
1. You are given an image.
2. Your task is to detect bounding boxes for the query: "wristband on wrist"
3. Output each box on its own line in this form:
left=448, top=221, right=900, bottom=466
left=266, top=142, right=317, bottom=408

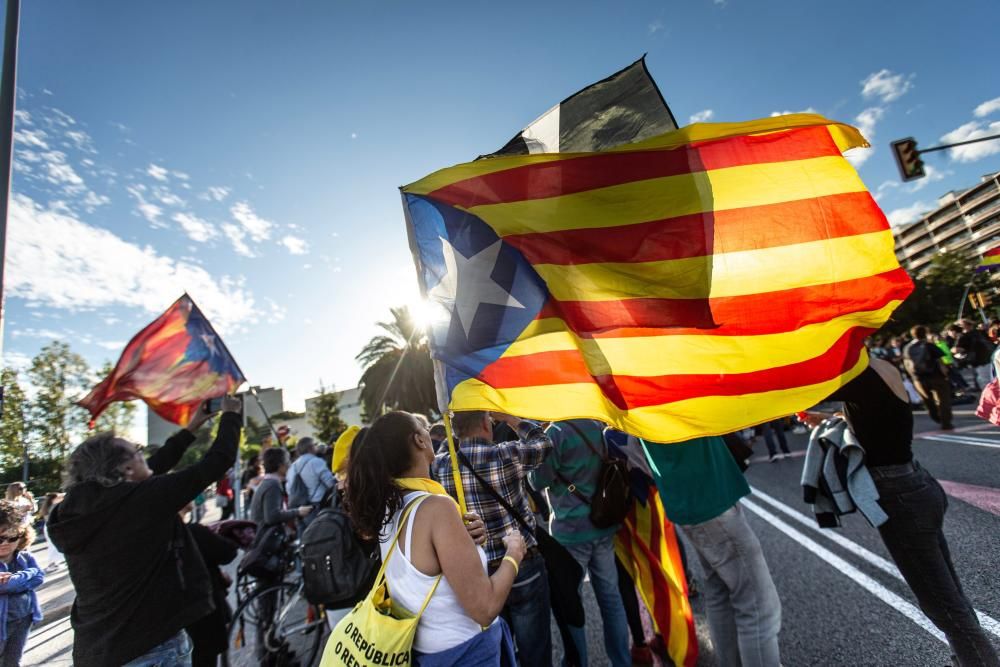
left=502, top=555, right=519, bottom=576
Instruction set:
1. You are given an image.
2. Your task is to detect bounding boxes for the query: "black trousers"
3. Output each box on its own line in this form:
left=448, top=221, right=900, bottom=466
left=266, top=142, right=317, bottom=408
left=874, top=464, right=999, bottom=667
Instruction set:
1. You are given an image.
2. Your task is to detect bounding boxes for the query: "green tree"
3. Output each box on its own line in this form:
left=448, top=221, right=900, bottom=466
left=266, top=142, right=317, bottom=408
left=0, top=368, right=28, bottom=470
left=356, top=305, right=437, bottom=419
left=309, top=383, right=347, bottom=444
left=887, top=251, right=989, bottom=333
left=26, top=341, right=90, bottom=461
left=90, top=362, right=138, bottom=435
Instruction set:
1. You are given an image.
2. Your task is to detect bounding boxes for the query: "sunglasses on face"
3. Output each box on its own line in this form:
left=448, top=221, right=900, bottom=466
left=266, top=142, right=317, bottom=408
left=0, top=535, right=20, bottom=544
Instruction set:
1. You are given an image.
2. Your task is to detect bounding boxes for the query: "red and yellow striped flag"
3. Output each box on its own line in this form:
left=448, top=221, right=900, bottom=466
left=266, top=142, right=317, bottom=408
left=615, top=482, right=697, bottom=666
left=978, top=246, right=1000, bottom=271
left=402, top=114, right=913, bottom=441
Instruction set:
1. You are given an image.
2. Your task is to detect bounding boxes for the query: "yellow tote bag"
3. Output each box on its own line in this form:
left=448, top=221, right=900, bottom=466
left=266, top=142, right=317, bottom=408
left=320, top=497, right=441, bottom=667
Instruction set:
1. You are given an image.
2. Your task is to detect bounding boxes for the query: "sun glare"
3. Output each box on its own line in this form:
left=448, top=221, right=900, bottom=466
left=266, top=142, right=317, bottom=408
left=408, top=298, right=448, bottom=330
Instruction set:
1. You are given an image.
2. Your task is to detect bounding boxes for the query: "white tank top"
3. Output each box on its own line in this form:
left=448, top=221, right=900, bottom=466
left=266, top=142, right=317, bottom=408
left=380, top=492, right=485, bottom=654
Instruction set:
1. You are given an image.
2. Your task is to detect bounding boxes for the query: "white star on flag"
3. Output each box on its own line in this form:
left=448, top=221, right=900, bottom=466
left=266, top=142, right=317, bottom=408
left=200, top=332, right=219, bottom=357
left=428, top=237, right=525, bottom=337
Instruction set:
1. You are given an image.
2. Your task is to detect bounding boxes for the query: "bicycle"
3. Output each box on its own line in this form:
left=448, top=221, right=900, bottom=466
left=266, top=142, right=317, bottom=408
left=225, top=532, right=328, bottom=667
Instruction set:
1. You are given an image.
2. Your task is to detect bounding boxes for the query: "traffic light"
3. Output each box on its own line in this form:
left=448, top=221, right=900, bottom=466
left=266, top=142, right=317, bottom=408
left=891, top=138, right=925, bottom=182
left=969, top=292, right=991, bottom=309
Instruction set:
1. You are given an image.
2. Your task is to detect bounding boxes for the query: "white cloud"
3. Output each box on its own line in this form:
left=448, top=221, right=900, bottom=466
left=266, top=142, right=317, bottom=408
left=940, top=120, right=1000, bottom=163
left=1, top=351, right=32, bottom=371
left=201, top=186, right=231, bottom=202
left=861, top=69, right=914, bottom=104
left=874, top=180, right=899, bottom=201
left=172, top=170, right=190, bottom=181
left=886, top=200, right=933, bottom=227
left=264, top=298, right=286, bottom=324
left=648, top=19, right=664, bottom=34
left=279, top=235, right=309, bottom=255
left=7, top=194, right=255, bottom=334
left=854, top=107, right=884, bottom=140
left=147, top=164, right=169, bottom=182
left=769, top=107, right=818, bottom=117
left=15, top=127, right=48, bottom=149
left=64, top=129, right=97, bottom=154
left=689, top=109, right=714, bottom=123
left=844, top=107, right=885, bottom=167
left=96, top=341, right=125, bottom=351
left=350, top=132, right=357, bottom=140
left=173, top=212, right=217, bottom=243
left=973, top=97, right=1000, bottom=118
left=906, top=164, right=951, bottom=193
left=222, top=223, right=254, bottom=257
left=127, top=185, right=164, bottom=226
left=152, top=186, right=185, bottom=208
left=10, top=327, right=64, bottom=340
left=230, top=201, right=274, bottom=242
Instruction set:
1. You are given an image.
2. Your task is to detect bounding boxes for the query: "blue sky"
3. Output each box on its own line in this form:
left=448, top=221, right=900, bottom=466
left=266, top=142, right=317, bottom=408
left=2, top=0, right=999, bottom=432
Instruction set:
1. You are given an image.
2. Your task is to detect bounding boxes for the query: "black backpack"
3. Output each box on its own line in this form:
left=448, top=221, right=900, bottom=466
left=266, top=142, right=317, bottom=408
left=555, top=422, right=632, bottom=530
left=971, top=333, right=994, bottom=367
left=300, top=499, right=380, bottom=608
left=903, top=340, right=940, bottom=378
left=287, top=459, right=313, bottom=508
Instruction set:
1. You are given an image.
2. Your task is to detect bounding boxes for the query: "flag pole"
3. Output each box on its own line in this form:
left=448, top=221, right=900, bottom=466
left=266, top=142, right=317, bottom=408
left=0, top=0, right=22, bottom=363
left=442, top=411, right=467, bottom=515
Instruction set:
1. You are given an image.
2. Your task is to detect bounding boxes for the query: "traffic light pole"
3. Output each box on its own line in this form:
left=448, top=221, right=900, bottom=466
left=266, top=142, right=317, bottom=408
left=916, top=133, right=1000, bottom=155
left=957, top=279, right=989, bottom=326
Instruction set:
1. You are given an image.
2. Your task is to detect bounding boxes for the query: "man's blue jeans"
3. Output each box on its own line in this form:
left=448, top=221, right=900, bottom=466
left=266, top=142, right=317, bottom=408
left=500, top=553, right=553, bottom=666
left=122, top=631, right=192, bottom=667
left=564, top=535, right=631, bottom=667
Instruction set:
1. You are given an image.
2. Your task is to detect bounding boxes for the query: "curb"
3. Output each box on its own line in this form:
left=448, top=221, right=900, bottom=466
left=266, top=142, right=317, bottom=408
left=37, top=602, right=73, bottom=628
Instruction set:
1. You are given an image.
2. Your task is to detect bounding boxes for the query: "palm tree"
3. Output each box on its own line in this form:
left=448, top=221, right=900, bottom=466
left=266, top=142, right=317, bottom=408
left=356, top=306, right=438, bottom=419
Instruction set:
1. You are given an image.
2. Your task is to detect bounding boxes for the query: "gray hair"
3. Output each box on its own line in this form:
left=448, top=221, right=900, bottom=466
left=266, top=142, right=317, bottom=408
left=295, top=437, right=317, bottom=456
left=65, top=432, right=134, bottom=489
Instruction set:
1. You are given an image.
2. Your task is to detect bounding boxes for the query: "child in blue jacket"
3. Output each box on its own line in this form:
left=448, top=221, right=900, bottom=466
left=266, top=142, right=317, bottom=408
left=0, top=500, right=44, bottom=666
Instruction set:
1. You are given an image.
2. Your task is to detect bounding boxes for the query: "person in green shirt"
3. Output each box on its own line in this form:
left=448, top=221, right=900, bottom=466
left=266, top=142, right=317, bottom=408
left=530, top=419, right=631, bottom=667
left=642, top=435, right=782, bottom=667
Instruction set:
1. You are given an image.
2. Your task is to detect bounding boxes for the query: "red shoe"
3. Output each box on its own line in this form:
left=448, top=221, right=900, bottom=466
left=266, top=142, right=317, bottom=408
left=631, top=644, right=654, bottom=665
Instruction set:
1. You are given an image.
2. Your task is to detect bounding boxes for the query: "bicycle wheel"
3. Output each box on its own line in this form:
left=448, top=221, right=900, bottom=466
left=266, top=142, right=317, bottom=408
left=226, top=582, right=327, bottom=667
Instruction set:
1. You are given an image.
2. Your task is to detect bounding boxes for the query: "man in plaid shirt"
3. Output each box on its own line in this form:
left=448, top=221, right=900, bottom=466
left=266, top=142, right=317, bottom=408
left=431, top=410, right=554, bottom=667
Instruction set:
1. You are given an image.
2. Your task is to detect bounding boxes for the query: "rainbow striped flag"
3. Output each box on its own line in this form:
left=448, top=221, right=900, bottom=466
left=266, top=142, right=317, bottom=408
left=978, top=247, right=1000, bottom=271
left=402, top=114, right=912, bottom=441
left=79, top=294, right=246, bottom=426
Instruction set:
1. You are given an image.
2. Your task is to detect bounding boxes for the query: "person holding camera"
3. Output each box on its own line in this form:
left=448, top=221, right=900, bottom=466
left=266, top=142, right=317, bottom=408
left=47, top=396, right=242, bottom=667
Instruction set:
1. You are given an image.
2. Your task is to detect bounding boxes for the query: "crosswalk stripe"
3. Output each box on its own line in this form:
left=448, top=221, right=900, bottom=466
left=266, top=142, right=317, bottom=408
left=918, top=434, right=1000, bottom=449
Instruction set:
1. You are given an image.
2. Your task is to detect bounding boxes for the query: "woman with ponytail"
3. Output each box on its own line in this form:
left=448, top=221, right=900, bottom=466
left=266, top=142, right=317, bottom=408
left=346, top=411, right=523, bottom=665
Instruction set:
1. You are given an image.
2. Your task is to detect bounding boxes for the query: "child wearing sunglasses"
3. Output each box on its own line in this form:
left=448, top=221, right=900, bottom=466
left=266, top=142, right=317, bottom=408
left=0, top=500, right=43, bottom=666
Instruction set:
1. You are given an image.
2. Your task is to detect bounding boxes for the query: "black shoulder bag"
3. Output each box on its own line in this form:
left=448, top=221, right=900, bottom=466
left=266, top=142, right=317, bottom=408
left=455, top=449, right=585, bottom=628
left=553, top=423, right=632, bottom=529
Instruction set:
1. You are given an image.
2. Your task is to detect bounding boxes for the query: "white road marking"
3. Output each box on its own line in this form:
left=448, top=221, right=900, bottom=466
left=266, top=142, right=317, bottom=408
left=917, top=434, right=1000, bottom=450
left=740, top=497, right=948, bottom=644
left=749, top=487, right=1000, bottom=639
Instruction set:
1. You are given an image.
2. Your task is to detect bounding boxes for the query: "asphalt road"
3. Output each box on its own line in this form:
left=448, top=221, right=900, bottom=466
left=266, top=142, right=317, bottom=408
left=734, top=410, right=1000, bottom=667
left=24, top=410, right=1000, bottom=666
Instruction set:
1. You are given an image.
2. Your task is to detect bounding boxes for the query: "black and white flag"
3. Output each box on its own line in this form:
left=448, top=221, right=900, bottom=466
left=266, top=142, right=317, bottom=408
left=482, top=56, right=678, bottom=158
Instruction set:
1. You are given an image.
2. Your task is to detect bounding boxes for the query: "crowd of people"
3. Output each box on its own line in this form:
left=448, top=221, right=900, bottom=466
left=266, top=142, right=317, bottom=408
left=0, top=344, right=997, bottom=666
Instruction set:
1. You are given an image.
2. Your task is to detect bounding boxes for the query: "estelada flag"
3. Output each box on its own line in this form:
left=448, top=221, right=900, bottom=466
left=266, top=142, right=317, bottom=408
left=78, top=294, right=246, bottom=426
left=605, top=431, right=697, bottom=666
left=402, top=114, right=913, bottom=441
left=977, top=247, right=1000, bottom=272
